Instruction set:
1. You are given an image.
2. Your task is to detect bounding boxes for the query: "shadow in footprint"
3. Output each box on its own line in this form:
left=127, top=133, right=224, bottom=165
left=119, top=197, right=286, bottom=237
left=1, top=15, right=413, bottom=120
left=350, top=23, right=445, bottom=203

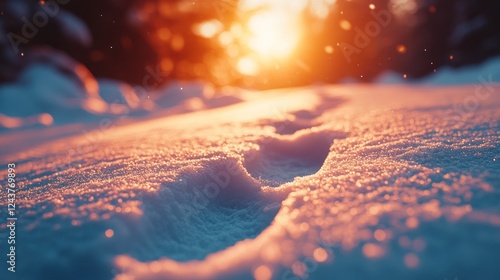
left=122, top=157, right=284, bottom=262
left=268, top=95, right=345, bottom=136
left=244, top=130, right=347, bottom=187
left=271, top=117, right=315, bottom=135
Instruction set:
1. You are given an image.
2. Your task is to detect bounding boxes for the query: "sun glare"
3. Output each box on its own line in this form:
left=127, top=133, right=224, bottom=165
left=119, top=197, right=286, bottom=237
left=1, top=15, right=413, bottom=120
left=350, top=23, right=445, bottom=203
left=189, top=0, right=338, bottom=76
left=231, top=0, right=336, bottom=75
left=237, top=56, right=259, bottom=75
left=246, top=10, right=301, bottom=59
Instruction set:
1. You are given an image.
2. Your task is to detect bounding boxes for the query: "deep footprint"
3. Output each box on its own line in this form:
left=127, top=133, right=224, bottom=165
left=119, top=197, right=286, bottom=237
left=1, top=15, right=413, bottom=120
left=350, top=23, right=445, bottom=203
left=122, top=157, right=284, bottom=262
left=266, top=96, right=344, bottom=136
left=244, top=129, right=347, bottom=186
left=106, top=130, right=345, bottom=262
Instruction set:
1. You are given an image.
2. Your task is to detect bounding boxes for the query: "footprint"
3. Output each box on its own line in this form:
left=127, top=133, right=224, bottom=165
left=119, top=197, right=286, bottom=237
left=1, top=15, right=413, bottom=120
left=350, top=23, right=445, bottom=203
left=244, top=129, right=347, bottom=186
left=120, top=157, right=285, bottom=262
left=106, top=126, right=346, bottom=264
left=289, top=109, right=321, bottom=120
left=268, top=94, right=344, bottom=135
left=264, top=108, right=321, bottom=136
left=269, top=116, right=315, bottom=135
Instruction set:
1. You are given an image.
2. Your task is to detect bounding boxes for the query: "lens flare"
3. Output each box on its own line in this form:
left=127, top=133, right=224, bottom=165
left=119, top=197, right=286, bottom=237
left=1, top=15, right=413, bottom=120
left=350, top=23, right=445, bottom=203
left=246, top=10, right=300, bottom=59
left=229, top=0, right=337, bottom=76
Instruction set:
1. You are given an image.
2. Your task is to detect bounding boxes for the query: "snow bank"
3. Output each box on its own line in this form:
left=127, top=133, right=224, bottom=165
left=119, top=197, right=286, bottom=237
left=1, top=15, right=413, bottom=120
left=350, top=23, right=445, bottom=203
left=0, top=50, right=246, bottom=132
left=0, top=49, right=107, bottom=129
left=374, top=56, right=500, bottom=85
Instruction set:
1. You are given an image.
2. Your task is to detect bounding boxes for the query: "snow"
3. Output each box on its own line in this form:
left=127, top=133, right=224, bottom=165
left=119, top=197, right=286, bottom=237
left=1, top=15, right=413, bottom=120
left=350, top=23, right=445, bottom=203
left=0, top=51, right=246, bottom=133
left=0, top=58, right=499, bottom=280
left=0, top=49, right=108, bottom=130
left=374, top=56, right=500, bottom=85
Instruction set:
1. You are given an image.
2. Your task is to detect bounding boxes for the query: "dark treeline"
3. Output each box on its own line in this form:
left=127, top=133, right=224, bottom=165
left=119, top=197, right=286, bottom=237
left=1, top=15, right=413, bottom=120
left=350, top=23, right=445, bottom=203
left=1, top=0, right=499, bottom=88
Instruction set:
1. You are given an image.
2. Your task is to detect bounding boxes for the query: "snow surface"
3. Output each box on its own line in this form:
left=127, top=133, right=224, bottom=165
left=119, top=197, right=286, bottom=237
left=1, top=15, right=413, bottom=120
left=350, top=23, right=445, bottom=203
left=0, top=57, right=499, bottom=280
left=373, top=56, right=500, bottom=85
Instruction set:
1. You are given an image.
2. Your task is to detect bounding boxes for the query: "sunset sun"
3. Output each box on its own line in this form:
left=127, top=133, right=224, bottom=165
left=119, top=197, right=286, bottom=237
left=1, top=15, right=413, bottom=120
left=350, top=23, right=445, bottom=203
left=246, top=10, right=301, bottom=59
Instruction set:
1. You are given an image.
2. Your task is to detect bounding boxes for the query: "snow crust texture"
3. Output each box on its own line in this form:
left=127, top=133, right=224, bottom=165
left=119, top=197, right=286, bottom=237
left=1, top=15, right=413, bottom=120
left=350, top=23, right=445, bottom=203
left=0, top=83, right=499, bottom=280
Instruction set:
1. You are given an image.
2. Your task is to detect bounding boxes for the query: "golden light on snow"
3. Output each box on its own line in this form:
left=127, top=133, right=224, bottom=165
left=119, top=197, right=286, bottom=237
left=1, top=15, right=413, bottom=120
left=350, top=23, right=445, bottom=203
left=253, top=265, right=273, bottom=280
left=362, top=243, right=386, bottom=258
left=373, top=229, right=387, bottom=242
left=38, top=113, right=54, bottom=126
left=406, top=217, right=419, bottom=229
left=0, top=114, right=22, bottom=128
left=105, top=229, right=115, bottom=238
left=2, top=56, right=498, bottom=279
left=291, top=261, right=308, bottom=277
left=404, top=253, right=420, bottom=268
left=260, top=243, right=282, bottom=262
left=313, top=247, right=329, bottom=262
left=0, top=112, right=57, bottom=128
